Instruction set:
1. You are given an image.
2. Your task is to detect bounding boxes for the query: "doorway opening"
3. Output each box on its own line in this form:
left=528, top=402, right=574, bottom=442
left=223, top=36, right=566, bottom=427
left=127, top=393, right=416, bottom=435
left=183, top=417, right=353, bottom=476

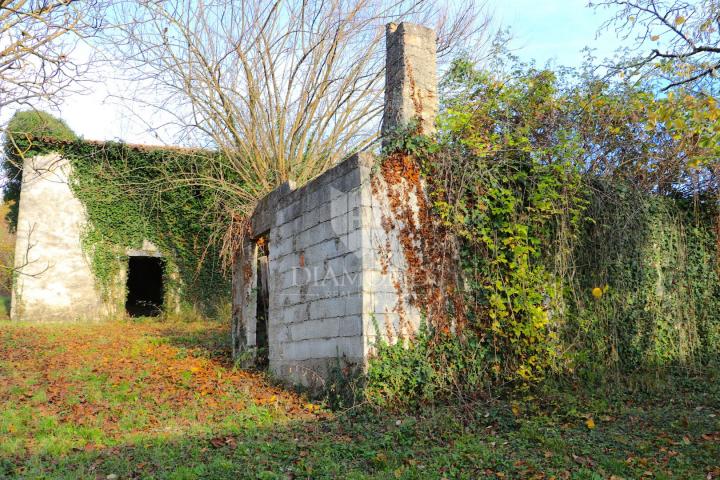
left=126, top=256, right=165, bottom=317
left=255, top=236, right=270, bottom=368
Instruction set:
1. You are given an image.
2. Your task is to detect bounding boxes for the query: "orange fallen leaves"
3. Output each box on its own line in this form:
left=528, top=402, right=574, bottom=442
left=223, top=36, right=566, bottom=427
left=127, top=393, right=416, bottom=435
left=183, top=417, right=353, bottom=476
left=0, top=321, right=321, bottom=452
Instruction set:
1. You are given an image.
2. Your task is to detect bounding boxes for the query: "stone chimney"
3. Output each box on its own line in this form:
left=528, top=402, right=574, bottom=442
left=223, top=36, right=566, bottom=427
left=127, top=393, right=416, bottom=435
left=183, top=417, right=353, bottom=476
left=381, top=22, right=438, bottom=137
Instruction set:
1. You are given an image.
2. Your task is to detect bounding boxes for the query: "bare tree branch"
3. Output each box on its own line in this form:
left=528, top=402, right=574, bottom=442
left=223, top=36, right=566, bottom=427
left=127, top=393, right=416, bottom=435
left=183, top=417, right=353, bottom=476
left=102, top=0, right=492, bottom=246
left=0, top=1, right=109, bottom=116
left=593, top=0, right=720, bottom=90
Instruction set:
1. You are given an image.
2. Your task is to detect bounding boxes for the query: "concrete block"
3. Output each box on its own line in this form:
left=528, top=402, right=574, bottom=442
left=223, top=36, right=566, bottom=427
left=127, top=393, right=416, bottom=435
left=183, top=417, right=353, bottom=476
left=277, top=217, right=302, bottom=240
left=278, top=200, right=303, bottom=225
left=345, top=231, right=358, bottom=253
left=309, top=297, right=346, bottom=320
left=275, top=324, right=292, bottom=343
left=278, top=304, right=310, bottom=325
left=305, top=238, right=341, bottom=265
left=347, top=189, right=362, bottom=213
left=369, top=291, right=399, bottom=314
left=298, top=221, right=334, bottom=251
left=306, top=280, right=362, bottom=301
left=339, top=315, right=363, bottom=337
left=344, top=252, right=362, bottom=274
left=303, top=187, right=331, bottom=213
left=363, top=269, right=397, bottom=294
left=330, top=214, right=350, bottom=237
left=329, top=169, right=361, bottom=195
left=289, top=317, right=341, bottom=341
left=301, top=202, right=332, bottom=232
left=345, top=294, right=364, bottom=316
left=281, top=336, right=364, bottom=361
left=274, top=252, right=301, bottom=274
left=323, top=256, right=346, bottom=279
left=382, top=22, right=438, bottom=137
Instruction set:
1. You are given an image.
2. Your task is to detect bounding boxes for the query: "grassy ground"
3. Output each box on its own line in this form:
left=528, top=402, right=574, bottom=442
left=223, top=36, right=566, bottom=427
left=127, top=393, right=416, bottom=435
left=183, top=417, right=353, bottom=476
left=0, top=320, right=718, bottom=479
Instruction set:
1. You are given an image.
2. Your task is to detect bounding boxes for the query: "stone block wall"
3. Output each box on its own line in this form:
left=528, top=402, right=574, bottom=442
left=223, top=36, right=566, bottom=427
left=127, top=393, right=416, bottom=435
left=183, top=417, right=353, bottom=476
left=233, top=152, right=424, bottom=388
left=234, top=154, right=369, bottom=386
left=11, top=154, right=177, bottom=321
left=232, top=21, right=439, bottom=388
left=11, top=153, right=105, bottom=321
left=382, top=22, right=438, bottom=137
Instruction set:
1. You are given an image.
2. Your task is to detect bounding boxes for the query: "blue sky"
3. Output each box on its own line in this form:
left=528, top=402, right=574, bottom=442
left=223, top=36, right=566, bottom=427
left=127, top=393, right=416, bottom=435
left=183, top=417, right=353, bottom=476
left=490, top=0, right=623, bottom=68
left=10, top=1, right=628, bottom=144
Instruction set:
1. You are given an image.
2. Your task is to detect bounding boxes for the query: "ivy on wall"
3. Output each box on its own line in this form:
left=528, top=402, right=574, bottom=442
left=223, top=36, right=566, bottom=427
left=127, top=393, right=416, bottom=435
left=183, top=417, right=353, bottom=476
left=426, top=58, right=720, bottom=381
left=569, top=182, right=720, bottom=376
left=66, top=141, right=231, bottom=315
left=3, top=112, right=231, bottom=316
left=367, top=58, right=720, bottom=406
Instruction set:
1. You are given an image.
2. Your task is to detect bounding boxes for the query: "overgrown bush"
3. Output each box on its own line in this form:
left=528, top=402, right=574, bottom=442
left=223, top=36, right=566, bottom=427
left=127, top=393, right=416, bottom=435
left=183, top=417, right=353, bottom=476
left=411, top=65, right=587, bottom=385
left=363, top=57, right=720, bottom=408
left=366, top=326, right=489, bottom=410
left=567, top=182, right=720, bottom=378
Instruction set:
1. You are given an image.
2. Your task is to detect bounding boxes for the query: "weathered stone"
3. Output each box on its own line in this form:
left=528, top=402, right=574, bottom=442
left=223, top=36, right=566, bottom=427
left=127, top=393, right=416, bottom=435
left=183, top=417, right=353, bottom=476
left=381, top=22, right=438, bottom=137
left=11, top=154, right=105, bottom=321
left=231, top=24, right=437, bottom=390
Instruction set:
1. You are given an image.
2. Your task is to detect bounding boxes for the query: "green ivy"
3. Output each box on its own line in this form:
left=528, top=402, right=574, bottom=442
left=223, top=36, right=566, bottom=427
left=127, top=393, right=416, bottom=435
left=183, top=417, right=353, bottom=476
left=68, top=141, right=231, bottom=316
left=3, top=115, right=231, bottom=317
left=366, top=325, right=489, bottom=410
left=569, top=182, right=720, bottom=377
left=365, top=57, right=720, bottom=408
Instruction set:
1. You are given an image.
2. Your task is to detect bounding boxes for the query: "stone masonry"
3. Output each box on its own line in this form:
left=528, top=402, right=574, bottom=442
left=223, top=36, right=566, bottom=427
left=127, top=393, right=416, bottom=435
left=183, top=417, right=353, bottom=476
left=11, top=153, right=105, bottom=321
left=382, top=22, right=438, bottom=137
left=11, top=153, right=173, bottom=321
left=232, top=22, right=438, bottom=388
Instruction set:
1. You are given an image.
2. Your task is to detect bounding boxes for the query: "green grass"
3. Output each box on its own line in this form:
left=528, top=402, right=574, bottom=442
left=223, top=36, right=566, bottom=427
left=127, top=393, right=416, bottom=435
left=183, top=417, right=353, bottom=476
left=0, top=320, right=718, bottom=479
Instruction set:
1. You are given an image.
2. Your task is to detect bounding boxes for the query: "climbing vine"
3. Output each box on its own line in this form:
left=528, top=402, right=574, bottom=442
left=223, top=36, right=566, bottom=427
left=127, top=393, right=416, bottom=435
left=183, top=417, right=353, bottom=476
left=367, top=57, right=720, bottom=406
left=569, top=182, right=720, bottom=378
left=424, top=66, right=587, bottom=383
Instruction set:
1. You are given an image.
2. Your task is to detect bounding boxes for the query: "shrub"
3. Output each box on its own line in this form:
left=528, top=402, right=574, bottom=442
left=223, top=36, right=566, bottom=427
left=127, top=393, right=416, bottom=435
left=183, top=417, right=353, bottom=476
left=363, top=56, right=720, bottom=407
left=366, top=326, right=489, bottom=410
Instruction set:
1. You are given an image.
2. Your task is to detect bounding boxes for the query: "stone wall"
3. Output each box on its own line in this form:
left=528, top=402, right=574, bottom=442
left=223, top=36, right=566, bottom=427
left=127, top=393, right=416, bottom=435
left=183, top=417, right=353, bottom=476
left=232, top=21, right=438, bottom=388
left=234, top=151, right=427, bottom=388
left=11, top=153, right=105, bottom=321
left=234, top=154, right=368, bottom=386
left=11, top=152, right=185, bottom=321
left=382, top=22, right=438, bottom=137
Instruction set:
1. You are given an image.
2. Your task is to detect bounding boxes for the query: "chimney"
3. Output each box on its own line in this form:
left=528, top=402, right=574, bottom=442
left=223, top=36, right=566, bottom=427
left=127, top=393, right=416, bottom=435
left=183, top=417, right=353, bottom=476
left=381, top=22, right=438, bottom=138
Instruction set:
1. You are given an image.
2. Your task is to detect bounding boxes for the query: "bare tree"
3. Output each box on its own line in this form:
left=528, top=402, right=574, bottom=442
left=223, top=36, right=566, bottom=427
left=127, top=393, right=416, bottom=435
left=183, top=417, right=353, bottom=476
left=594, top=0, right=720, bottom=90
left=105, top=0, right=490, bottom=236
left=0, top=1, right=108, bottom=116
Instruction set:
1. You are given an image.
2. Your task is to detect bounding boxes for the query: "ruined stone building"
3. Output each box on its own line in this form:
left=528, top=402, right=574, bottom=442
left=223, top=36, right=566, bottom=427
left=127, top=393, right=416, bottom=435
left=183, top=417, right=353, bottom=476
left=11, top=148, right=169, bottom=322
left=232, top=22, right=438, bottom=387
left=11, top=22, right=438, bottom=388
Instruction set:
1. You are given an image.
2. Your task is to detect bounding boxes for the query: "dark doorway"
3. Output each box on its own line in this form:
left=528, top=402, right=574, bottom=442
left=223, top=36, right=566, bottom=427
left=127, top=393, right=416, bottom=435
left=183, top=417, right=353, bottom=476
left=256, top=238, right=270, bottom=368
left=126, top=256, right=165, bottom=317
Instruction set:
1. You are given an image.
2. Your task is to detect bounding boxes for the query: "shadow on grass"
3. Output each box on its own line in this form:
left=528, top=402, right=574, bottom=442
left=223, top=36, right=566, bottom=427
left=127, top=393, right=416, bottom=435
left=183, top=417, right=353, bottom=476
left=4, top=412, right=415, bottom=480
left=139, top=320, right=234, bottom=363
left=5, top=380, right=720, bottom=480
